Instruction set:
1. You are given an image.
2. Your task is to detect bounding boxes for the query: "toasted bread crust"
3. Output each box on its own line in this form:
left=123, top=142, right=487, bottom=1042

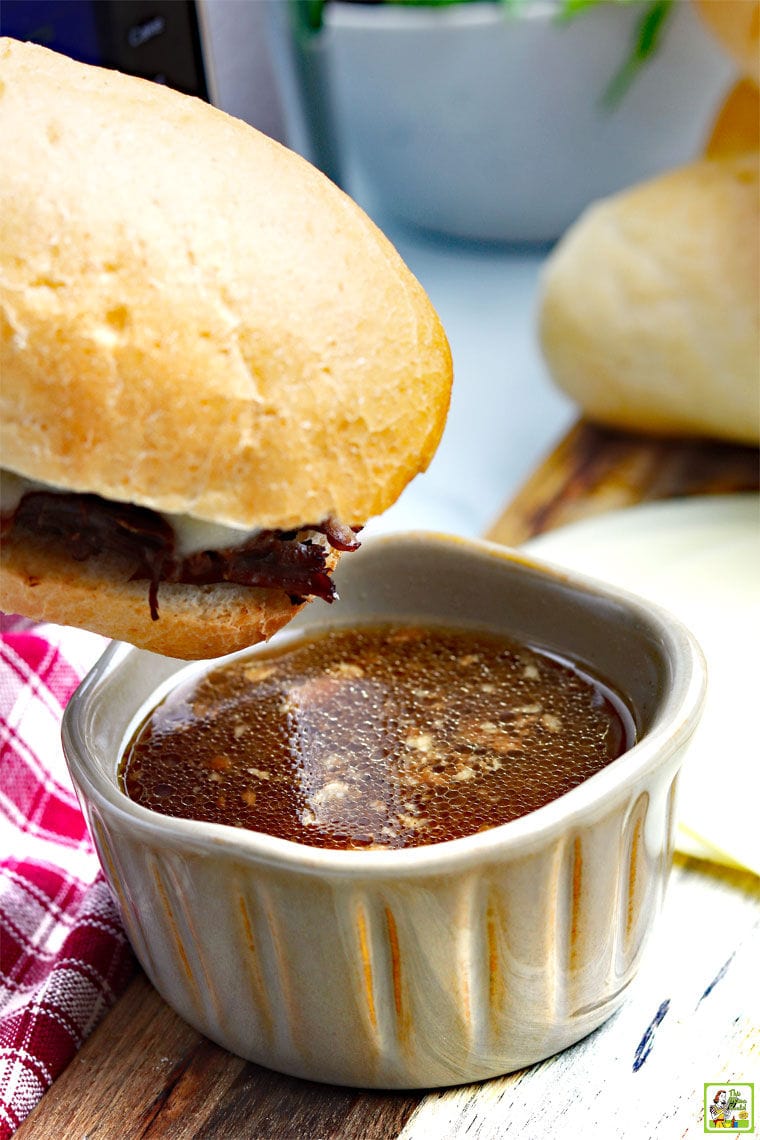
left=0, top=38, right=452, bottom=654
left=0, top=38, right=452, bottom=532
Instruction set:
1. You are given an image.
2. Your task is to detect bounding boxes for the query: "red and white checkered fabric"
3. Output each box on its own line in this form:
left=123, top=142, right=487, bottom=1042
left=0, top=619, right=135, bottom=1138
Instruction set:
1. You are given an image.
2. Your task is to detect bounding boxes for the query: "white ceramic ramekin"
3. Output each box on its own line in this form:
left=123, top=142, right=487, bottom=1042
left=62, top=533, right=706, bottom=1088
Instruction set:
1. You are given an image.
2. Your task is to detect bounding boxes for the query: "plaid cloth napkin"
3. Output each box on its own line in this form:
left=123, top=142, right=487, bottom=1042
left=0, top=619, right=136, bottom=1138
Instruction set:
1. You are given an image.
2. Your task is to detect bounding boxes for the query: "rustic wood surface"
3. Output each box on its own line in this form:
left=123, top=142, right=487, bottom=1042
left=485, top=420, right=760, bottom=546
left=16, top=420, right=760, bottom=1140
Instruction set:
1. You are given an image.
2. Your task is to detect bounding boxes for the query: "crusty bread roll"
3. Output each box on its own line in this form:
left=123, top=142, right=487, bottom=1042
left=0, top=38, right=452, bottom=657
left=0, top=38, right=451, bottom=529
left=538, top=155, right=759, bottom=445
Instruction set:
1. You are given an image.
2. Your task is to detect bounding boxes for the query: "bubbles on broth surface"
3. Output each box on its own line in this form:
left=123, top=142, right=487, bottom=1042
left=120, top=625, right=635, bottom=848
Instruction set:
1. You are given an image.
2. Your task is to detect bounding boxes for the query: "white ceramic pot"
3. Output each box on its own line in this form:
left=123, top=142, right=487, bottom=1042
left=62, top=533, right=706, bottom=1087
left=275, top=0, right=733, bottom=242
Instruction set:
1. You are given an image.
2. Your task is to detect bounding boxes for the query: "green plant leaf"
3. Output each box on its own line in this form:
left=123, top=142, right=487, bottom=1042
left=556, top=0, right=641, bottom=19
left=297, top=0, right=676, bottom=111
left=604, top=0, right=674, bottom=106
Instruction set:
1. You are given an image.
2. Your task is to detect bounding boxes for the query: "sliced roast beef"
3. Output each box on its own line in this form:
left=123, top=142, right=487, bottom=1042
left=2, top=490, right=360, bottom=621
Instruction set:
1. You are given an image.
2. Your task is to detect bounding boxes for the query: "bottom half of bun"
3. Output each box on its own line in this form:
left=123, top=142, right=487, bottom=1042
left=0, top=532, right=337, bottom=659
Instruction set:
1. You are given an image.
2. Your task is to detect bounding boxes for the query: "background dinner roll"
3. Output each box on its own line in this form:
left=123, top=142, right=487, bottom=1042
left=538, top=155, right=759, bottom=445
left=705, top=78, right=760, bottom=158
left=694, top=0, right=760, bottom=86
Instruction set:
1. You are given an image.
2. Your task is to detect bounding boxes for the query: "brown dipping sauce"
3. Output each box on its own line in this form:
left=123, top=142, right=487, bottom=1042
left=119, top=624, right=636, bottom=849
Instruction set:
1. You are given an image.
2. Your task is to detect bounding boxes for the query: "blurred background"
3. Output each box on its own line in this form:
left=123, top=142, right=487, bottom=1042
left=1, top=0, right=736, bottom=239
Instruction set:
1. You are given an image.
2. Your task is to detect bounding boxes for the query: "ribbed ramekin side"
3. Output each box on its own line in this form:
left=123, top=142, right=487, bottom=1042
left=82, top=758, right=683, bottom=1088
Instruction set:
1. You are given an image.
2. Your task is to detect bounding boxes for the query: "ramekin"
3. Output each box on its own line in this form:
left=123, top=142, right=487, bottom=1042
left=62, top=533, right=706, bottom=1088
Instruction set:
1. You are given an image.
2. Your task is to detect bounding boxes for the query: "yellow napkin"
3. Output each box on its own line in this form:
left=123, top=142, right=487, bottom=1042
left=523, top=494, right=760, bottom=876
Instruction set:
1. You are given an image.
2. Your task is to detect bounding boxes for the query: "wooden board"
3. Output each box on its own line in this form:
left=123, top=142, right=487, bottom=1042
left=15, top=421, right=760, bottom=1140
left=486, top=420, right=759, bottom=547
left=13, top=973, right=420, bottom=1140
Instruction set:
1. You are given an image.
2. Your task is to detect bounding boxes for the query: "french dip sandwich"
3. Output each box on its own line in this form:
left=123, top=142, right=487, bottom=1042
left=0, top=38, right=452, bottom=658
